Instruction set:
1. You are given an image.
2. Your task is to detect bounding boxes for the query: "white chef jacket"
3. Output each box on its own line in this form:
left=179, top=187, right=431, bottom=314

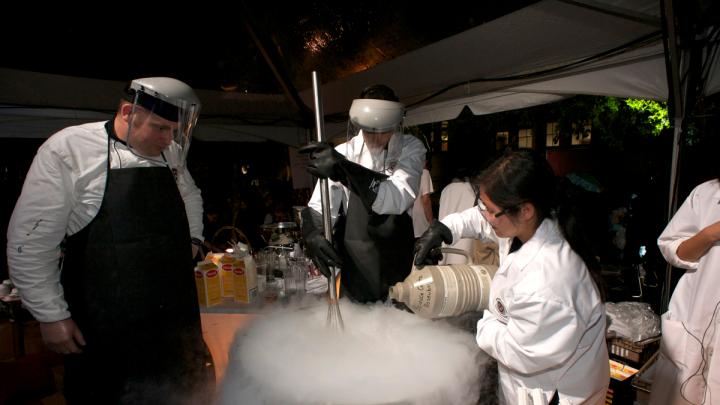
left=6, top=121, right=204, bottom=323
left=438, top=181, right=476, bottom=264
left=307, top=133, right=426, bottom=222
left=442, top=209, right=609, bottom=405
left=651, top=179, right=720, bottom=405
left=411, top=168, right=434, bottom=237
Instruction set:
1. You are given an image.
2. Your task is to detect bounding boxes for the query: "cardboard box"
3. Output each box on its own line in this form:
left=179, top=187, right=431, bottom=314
left=608, top=359, right=639, bottom=404
left=233, top=256, right=258, bottom=303
left=609, top=359, right=639, bottom=381
left=195, top=260, right=222, bottom=307
left=218, top=254, right=235, bottom=298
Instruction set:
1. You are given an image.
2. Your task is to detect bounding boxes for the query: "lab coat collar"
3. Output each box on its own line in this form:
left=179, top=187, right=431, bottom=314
left=385, top=133, right=403, bottom=173
left=349, top=132, right=404, bottom=174
left=711, top=181, right=720, bottom=203
left=105, top=120, right=126, bottom=145
left=504, top=218, right=560, bottom=273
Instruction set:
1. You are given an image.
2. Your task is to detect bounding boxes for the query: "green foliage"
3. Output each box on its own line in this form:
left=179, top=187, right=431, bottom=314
left=624, top=99, right=670, bottom=136
left=535, top=96, right=670, bottom=152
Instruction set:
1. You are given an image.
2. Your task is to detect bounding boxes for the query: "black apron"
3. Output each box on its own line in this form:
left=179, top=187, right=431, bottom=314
left=335, top=192, right=415, bottom=303
left=60, top=134, right=213, bottom=404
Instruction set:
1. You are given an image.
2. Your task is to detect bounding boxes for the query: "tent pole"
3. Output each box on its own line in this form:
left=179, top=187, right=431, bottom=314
left=660, top=0, right=684, bottom=313
left=662, top=120, right=682, bottom=312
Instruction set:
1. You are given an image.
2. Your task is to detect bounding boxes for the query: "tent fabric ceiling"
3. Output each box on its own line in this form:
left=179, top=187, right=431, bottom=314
left=2, top=0, right=718, bottom=142
left=302, top=0, right=669, bottom=129
left=0, top=105, right=307, bottom=145
left=403, top=41, right=668, bottom=126
left=0, top=67, right=308, bottom=145
left=0, top=68, right=304, bottom=124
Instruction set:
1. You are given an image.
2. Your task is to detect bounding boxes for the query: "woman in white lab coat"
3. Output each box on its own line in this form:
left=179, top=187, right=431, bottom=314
left=650, top=179, right=720, bottom=404
left=415, top=150, right=608, bottom=404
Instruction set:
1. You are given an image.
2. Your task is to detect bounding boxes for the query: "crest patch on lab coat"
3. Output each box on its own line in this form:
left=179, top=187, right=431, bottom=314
left=495, top=298, right=508, bottom=322
left=387, top=159, right=398, bottom=173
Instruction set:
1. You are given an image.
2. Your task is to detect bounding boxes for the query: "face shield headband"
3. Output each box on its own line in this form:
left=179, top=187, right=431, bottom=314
left=124, top=86, right=200, bottom=170
left=346, top=98, right=404, bottom=164
left=132, top=91, right=181, bottom=122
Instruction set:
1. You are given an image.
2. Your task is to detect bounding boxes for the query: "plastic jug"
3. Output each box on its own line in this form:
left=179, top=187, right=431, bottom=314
left=389, top=248, right=497, bottom=318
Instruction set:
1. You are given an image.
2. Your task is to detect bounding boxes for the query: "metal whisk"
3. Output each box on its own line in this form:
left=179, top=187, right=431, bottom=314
left=326, top=271, right=344, bottom=330
left=311, top=71, right=344, bottom=330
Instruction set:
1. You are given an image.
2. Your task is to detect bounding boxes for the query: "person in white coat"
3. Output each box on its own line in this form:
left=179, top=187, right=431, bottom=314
left=438, top=177, right=477, bottom=264
left=437, top=170, right=500, bottom=266
left=299, top=84, right=426, bottom=303
left=6, top=77, right=213, bottom=403
left=415, top=150, right=608, bottom=404
left=650, top=179, right=720, bottom=404
left=412, top=161, right=434, bottom=237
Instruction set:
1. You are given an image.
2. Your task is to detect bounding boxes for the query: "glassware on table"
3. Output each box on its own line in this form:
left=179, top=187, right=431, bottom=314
left=253, top=252, right=267, bottom=294
left=287, top=257, right=310, bottom=296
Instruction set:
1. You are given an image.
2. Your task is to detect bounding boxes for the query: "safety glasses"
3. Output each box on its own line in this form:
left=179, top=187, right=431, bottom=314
left=478, top=201, right=510, bottom=219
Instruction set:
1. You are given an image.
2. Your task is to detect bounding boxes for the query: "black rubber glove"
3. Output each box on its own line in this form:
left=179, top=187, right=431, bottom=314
left=335, top=158, right=388, bottom=211
left=301, top=207, right=342, bottom=278
left=299, top=142, right=388, bottom=211
left=414, top=220, right=453, bottom=268
left=299, top=142, right=345, bottom=181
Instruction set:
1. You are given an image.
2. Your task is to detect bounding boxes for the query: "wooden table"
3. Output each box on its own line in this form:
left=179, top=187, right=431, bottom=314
left=199, top=296, right=274, bottom=383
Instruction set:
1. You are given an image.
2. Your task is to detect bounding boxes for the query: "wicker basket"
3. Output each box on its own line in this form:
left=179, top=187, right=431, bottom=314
left=211, top=226, right=253, bottom=253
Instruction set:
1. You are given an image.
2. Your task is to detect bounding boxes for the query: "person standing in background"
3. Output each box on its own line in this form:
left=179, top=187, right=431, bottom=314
left=438, top=170, right=479, bottom=264
left=439, top=167, right=499, bottom=266
left=6, top=77, right=213, bottom=404
left=650, top=178, right=720, bottom=404
left=412, top=158, right=434, bottom=238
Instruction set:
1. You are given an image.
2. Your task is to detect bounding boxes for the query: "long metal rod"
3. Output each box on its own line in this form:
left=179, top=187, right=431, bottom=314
left=312, top=72, right=334, bottom=245
left=311, top=71, right=343, bottom=329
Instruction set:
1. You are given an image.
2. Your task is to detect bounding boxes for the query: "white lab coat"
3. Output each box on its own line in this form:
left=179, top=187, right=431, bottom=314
left=307, top=133, right=426, bottom=223
left=651, top=179, right=720, bottom=404
left=442, top=208, right=609, bottom=405
left=438, top=181, right=476, bottom=264
left=6, top=121, right=204, bottom=323
left=411, top=168, right=434, bottom=237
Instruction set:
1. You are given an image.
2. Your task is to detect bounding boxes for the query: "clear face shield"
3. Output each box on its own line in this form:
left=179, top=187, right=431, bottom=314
left=346, top=98, right=404, bottom=164
left=124, top=78, right=201, bottom=170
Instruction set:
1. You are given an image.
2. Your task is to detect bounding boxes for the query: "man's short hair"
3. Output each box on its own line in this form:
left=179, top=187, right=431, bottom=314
left=360, top=84, right=399, bottom=102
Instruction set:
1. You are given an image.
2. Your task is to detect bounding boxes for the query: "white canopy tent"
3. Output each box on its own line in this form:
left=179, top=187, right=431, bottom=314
left=3, top=0, right=717, bottom=144
left=304, top=0, right=717, bottom=138
left=0, top=68, right=309, bottom=146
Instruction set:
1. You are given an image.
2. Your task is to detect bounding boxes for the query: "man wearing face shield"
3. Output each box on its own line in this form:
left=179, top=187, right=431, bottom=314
left=300, top=84, right=426, bottom=303
left=6, top=78, right=213, bottom=403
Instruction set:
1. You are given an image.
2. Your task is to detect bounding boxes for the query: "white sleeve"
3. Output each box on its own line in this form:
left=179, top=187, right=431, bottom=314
left=441, top=206, right=497, bottom=244
left=6, top=142, right=74, bottom=322
left=657, top=183, right=704, bottom=270
left=307, top=179, right=345, bottom=226
left=476, top=290, right=587, bottom=374
left=438, top=183, right=475, bottom=220
left=420, top=169, right=433, bottom=196
left=373, top=136, right=426, bottom=214
left=176, top=167, right=204, bottom=241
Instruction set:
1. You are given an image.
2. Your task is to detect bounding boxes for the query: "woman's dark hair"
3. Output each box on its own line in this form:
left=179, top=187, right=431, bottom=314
left=360, top=84, right=399, bottom=102
left=476, top=150, right=605, bottom=300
